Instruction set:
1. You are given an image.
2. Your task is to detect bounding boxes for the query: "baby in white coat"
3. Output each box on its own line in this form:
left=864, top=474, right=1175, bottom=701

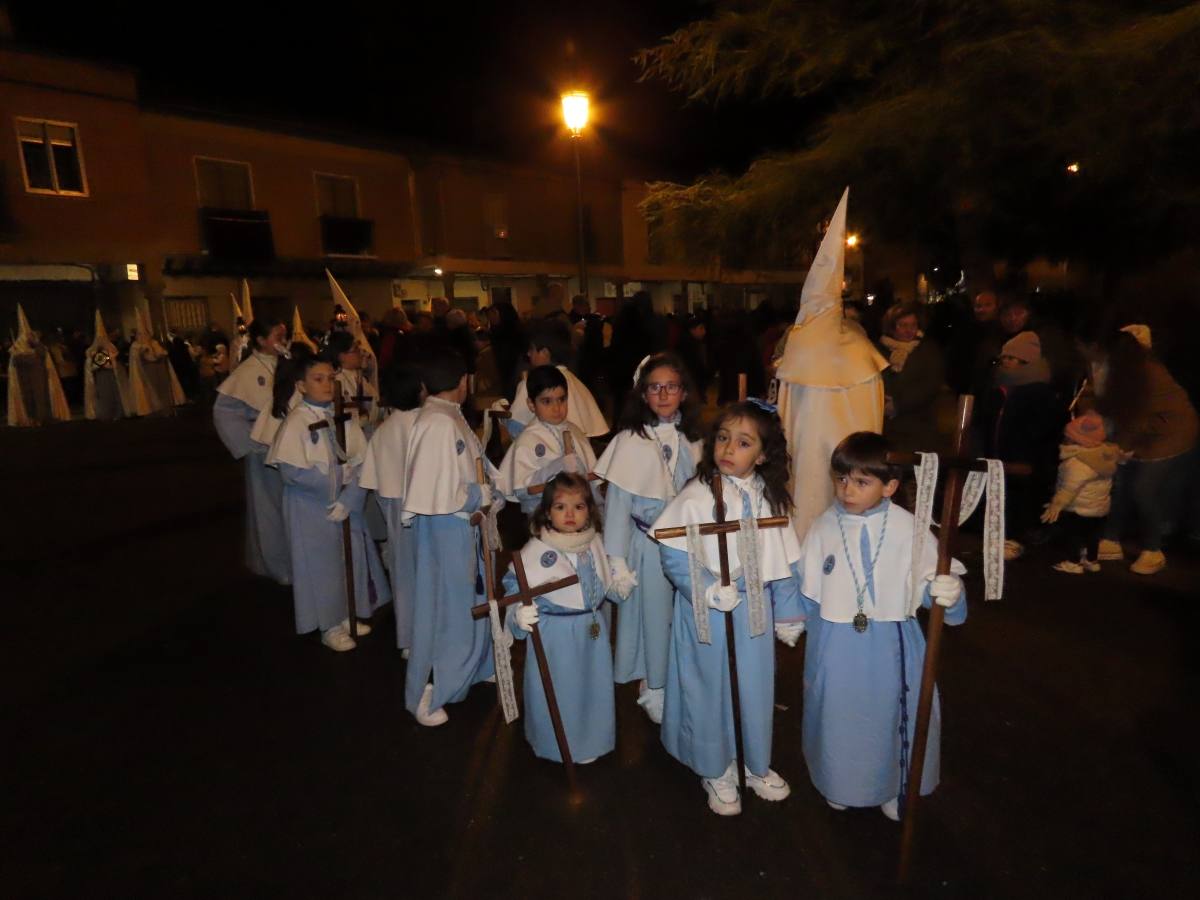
left=1041, top=410, right=1121, bottom=574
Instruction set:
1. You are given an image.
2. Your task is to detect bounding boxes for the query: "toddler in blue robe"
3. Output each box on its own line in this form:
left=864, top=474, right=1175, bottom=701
left=652, top=400, right=805, bottom=816
left=797, top=431, right=966, bottom=821
left=504, top=472, right=618, bottom=765
left=593, top=353, right=704, bottom=725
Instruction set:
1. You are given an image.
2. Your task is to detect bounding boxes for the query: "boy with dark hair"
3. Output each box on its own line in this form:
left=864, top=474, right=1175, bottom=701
left=506, top=321, right=608, bottom=439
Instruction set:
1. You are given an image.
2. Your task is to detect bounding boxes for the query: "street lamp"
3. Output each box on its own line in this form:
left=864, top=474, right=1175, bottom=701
left=562, top=91, right=590, bottom=299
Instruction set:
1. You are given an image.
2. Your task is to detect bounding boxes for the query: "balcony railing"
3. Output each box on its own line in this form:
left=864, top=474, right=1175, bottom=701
left=199, top=207, right=275, bottom=261
left=320, top=215, right=375, bottom=257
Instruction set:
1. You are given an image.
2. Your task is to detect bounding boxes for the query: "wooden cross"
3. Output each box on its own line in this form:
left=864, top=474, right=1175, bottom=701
left=307, top=389, right=360, bottom=639
left=344, top=372, right=373, bottom=424
left=653, top=471, right=790, bottom=798
left=892, top=395, right=1030, bottom=883
left=737, top=372, right=748, bottom=402
left=527, top=430, right=601, bottom=495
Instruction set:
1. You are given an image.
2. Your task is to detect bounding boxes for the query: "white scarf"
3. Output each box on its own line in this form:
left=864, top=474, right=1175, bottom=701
left=881, top=334, right=922, bottom=373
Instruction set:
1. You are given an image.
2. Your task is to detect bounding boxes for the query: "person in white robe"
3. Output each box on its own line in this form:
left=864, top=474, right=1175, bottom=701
left=83, top=309, right=131, bottom=421
left=127, top=306, right=185, bottom=415
left=774, top=187, right=888, bottom=542
left=214, top=316, right=291, bottom=584
left=6, top=304, right=70, bottom=427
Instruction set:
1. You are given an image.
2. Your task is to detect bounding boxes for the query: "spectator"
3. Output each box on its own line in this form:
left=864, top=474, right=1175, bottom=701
left=946, top=290, right=1006, bottom=397
left=676, top=314, right=710, bottom=400
left=878, top=303, right=946, bottom=452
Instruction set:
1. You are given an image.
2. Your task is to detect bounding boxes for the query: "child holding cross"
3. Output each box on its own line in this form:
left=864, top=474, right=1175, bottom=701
left=496, top=365, right=599, bottom=515
left=796, top=431, right=966, bottom=820
left=265, top=351, right=389, bottom=652
left=503, top=472, right=617, bottom=765
left=651, top=400, right=805, bottom=816
left=326, top=330, right=381, bottom=433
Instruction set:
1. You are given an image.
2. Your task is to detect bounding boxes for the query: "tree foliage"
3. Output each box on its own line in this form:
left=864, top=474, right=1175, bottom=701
left=637, top=1, right=1200, bottom=277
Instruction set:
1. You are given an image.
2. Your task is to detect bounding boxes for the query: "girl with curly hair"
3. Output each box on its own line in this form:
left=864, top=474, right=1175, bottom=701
left=650, top=400, right=805, bottom=816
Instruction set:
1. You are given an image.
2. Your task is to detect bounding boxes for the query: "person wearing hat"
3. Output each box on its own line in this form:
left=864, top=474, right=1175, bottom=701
left=1041, top=411, right=1121, bottom=574
left=976, top=330, right=1067, bottom=560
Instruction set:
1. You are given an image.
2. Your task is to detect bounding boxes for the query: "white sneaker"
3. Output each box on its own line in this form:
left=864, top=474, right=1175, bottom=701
left=401, top=648, right=411, bottom=660
left=880, top=797, right=901, bottom=821
left=321, top=627, right=357, bottom=652
left=576, top=757, right=598, bottom=765
left=637, top=686, right=664, bottom=724
left=826, top=798, right=848, bottom=811
left=702, top=767, right=742, bottom=816
left=415, top=683, right=449, bottom=727
left=746, top=768, right=791, bottom=802
left=1097, top=539, right=1124, bottom=561
left=1081, top=559, right=1101, bottom=573
left=1003, top=539, right=1025, bottom=561
left=1130, top=550, right=1166, bottom=575
left=1052, top=560, right=1085, bottom=574
left=341, top=618, right=372, bottom=637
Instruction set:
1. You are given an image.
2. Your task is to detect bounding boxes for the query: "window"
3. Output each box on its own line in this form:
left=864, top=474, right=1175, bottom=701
left=16, top=118, right=87, bottom=195
left=164, top=297, right=211, bottom=334
left=315, top=173, right=359, bottom=218
left=195, top=157, right=254, bottom=210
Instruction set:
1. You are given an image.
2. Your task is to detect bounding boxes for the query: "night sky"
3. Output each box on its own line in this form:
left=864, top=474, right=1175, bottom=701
left=7, top=1, right=804, bottom=181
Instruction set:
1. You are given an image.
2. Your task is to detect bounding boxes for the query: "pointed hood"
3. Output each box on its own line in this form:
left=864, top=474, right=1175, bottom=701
left=13, top=303, right=34, bottom=352
left=797, top=186, right=848, bottom=326
left=135, top=303, right=159, bottom=345
left=775, top=187, right=887, bottom=388
left=88, top=309, right=117, bottom=357
left=230, top=292, right=244, bottom=324
left=326, top=268, right=370, bottom=352
left=241, top=278, right=254, bottom=325
left=291, top=306, right=318, bottom=353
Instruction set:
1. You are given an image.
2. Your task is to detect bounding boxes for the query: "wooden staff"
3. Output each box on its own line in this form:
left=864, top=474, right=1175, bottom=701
left=333, top=389, right=358, bottom=639
left=737, top=372, right=748, bottom=402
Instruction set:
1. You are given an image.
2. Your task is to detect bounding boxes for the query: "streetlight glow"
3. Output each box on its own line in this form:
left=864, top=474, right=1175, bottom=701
left=846, top=233, right=860, bottom=248
left=561, top=91, right=590, bottom=136
left=1066, top=162, right=1081, bottom=174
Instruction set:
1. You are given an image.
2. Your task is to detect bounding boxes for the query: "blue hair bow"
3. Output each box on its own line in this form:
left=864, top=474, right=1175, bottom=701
left=746, top=396, right=778, bottom=415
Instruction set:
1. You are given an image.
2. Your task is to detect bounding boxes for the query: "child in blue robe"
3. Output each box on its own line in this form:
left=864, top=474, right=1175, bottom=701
left=504, top=472, right=617, bottom=764
left=652, top=400, right=805, bottom=816
left=266, top=353, right=389, bottom=652
left=497, top=365, right=599, bottom=515
left=360, top=365, right=426, bottom=654
left=593, top=353, right=704, bottom=724
left=505, top=321, right=608, bottom=440
left=401, top=351, right=501, bottom=726
left=797, top=431, right=967, bottom=820
left=213, top=317, right=291, bottom=585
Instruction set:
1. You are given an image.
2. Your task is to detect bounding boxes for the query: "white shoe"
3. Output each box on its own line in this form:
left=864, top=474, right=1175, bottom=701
left=576, top=757, right=597, bottom=765
left=321, top=627, right=357, bottom=652
left=826, top=798, right=848, bottom=811
left=401, top=648, right=411, bottom=660
left=1052, top=560, right=1085, bottom=574
left=637, top=686, right=664, bottom=725
left=880, top=797, right=901, bottom=821
left=341, top=618, right=372, bottom=637
left=1003, top=539, right=1024, bottom=561
left=1130, top=550, right=1166, bottom=575
left=702, top=767, right=742, bottom=816
left=1081, top=559, right=1101, bottom=573
left=746, top=768, right=791, bottom=802
left=1097, top=539, right=1124, bottom=561
left=415, top=683, right=449, bottom=727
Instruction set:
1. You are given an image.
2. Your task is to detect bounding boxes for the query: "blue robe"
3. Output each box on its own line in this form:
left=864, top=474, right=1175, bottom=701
left=403, top=483, right=495, bottom=715
left=504, top=551, right=615, bottom=763
left=659, top=528, right=802, bottom=779
left=603, top=456, right=696, bottom=689
left=799, top=523, right=968, bottom=807
left=277, top=460, right=388, bottom=635
left=378, top=497, right=416, bottom=650
left=213, top=394, right=291, bottom=585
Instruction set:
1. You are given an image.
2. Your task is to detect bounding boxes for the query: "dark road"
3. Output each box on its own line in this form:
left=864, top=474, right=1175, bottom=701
left=3, top=409, right=1198, bottom=899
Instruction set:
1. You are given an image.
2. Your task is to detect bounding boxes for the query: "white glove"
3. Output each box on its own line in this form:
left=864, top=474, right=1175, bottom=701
left=706, top=581, right=741, bottom=612
left=609, top=557, right=638, bottom=600
left=774, top=621, right=805, bottom=647
left=514, top=604, right=540, bottom=631
left=929, top=574, right=962, bottom=608
left=490, top=398, right=510, bottom=412
left=561, top=452, right=583, bottom=474
left=326, top=500, right=349, bottom=522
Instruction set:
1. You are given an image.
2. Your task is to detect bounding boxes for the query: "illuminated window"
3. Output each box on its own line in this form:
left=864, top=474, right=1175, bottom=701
left=16, top=118, right=87, bottom=196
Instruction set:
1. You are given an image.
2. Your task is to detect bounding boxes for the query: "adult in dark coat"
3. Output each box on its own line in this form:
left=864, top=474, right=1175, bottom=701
left=877, top=304, right=946, bottom=453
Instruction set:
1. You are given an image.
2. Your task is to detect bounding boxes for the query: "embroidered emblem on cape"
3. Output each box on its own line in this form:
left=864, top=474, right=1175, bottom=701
left=535, top=443, right=547, bottom=458
left=662, top=444, right=673, bottom=461
left=257, top=375, right=266, bottom=386
left=310, top=431, right=319, bottom=445
left=540, top=550, right=557, bottom=568
left=823, top=554, right=836, bottom=575
left=455, top=439, right=465, bottom=455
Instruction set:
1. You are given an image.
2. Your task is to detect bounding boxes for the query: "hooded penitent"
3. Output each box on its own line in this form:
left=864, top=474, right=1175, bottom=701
left=127, top=303, right=185, bottom=415
left=84, top=308, right=131, bottom=420
left=774, top=188, right=888, bottom=541
left=291, top=306, right=318, bottom=354
left=326, top=268, right=379, bottom=395
left=7, top=303, right=71, bottom=426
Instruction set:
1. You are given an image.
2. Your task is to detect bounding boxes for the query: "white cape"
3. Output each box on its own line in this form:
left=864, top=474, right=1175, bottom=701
left=217, top=351, right=277, bottom=411
left=516, top=534, right=611, bottom=610
left=266, top=400, right=366, bottom=475
left=401, top=397, right=496, bottom=516
left=361, top=407, right=421, bottom=499
left=496, top=418, right=596, bottom=497
left=593, top=424, right=701, bottom=501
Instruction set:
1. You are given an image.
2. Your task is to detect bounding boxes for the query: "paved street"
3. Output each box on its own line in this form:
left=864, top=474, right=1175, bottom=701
left=3, top=408, right=1197, bottom=899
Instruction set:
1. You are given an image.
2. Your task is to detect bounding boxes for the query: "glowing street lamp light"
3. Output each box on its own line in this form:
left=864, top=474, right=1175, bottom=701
left=562, top=91, right=591, bottom=297
left=1066, top=162, right=1081, bottom=174
left=846, top=232, right=860, bottom=248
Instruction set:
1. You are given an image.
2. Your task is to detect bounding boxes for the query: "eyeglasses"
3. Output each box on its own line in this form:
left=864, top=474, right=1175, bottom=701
left=646, top=382, right=682, bottom=396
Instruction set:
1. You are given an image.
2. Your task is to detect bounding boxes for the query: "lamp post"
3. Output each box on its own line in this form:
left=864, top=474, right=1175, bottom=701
left=562, top=90, right=590, bottom=299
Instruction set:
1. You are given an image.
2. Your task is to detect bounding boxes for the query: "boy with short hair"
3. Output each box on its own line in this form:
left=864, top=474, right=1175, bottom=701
left=506, top=322, right=608, bottom=440
left=796, top=431, right=967, bottom=821
left=496, top=365, right=599, bottom=515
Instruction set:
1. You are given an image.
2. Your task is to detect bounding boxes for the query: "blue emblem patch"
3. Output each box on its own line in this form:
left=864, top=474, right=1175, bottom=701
left=310, top=431, right=319, bottom=445
left=540, top=550, right=558, bottom=568
left=535, top=443, right=547, bottom=458
left=455, top=439, right=465, bottom=455
left=662, top=444, right=673, bottom=461
left=257, top=375, right=266, bottom=386
left=823, top=554, right=836, bottom=575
